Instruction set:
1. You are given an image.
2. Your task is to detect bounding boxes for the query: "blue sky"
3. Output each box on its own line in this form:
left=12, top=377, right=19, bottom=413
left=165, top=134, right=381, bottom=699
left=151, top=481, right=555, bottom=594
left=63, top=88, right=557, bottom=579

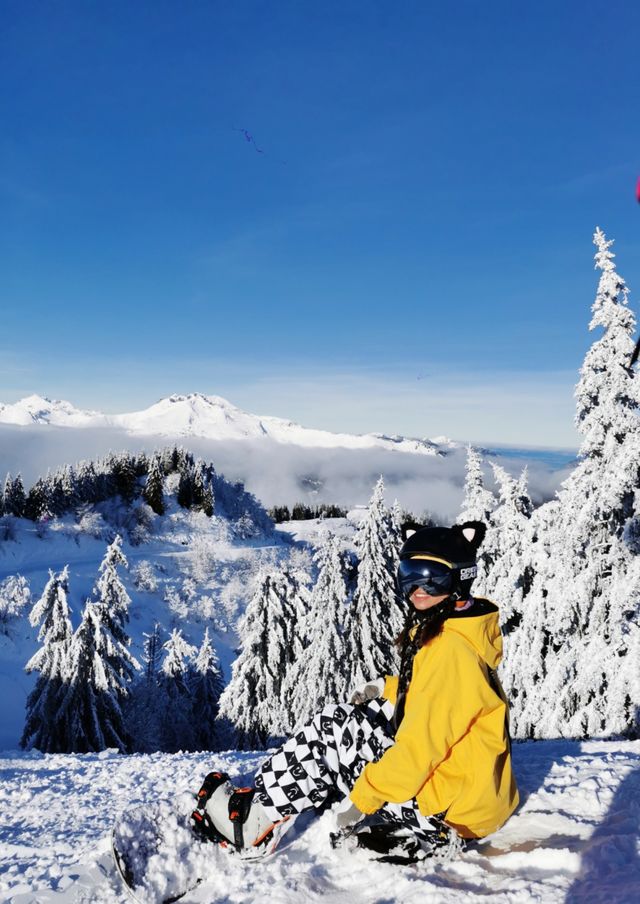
left=2, top=0, right=639, bottom=446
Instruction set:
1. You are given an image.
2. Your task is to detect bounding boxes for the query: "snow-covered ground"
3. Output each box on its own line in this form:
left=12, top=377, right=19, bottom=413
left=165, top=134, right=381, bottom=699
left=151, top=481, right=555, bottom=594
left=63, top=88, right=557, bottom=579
left=1, top=739, right=639, bottom=903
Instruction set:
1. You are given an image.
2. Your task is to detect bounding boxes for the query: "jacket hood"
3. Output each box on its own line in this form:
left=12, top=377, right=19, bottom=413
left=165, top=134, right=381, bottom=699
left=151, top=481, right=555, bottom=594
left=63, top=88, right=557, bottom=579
left=442, top=599, right=503, bottom=670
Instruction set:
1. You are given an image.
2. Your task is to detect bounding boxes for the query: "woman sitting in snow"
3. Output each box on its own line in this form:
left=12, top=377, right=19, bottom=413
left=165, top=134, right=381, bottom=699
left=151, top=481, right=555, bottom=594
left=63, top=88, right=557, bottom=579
left=195, top=520, right=519, bottom=861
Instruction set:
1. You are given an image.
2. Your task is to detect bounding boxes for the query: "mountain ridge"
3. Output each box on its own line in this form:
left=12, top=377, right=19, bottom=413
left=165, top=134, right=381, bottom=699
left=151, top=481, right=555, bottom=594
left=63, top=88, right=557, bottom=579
left=0, top=392, right=450, bottom=456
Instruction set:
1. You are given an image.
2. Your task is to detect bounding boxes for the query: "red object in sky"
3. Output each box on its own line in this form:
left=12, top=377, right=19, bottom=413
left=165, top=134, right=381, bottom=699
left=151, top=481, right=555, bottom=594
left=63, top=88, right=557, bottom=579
left=637, top=176, right=640, bottom=203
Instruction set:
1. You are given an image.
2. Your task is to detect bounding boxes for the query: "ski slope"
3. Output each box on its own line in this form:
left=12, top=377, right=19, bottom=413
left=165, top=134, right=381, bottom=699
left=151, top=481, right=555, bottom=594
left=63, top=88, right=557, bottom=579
left=1, top=739, right=639, bottom=903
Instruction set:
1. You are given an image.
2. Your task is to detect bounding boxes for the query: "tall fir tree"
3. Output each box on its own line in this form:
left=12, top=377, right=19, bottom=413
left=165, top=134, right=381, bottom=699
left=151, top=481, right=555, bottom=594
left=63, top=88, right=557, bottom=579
left=542, top=229, right=640, bottom=738
left=59, top=535, right=140, bottom=751
left=5, top=473, right=26, bottom=517
left=503, top=229, right=640, bottom=739
left=343, top=477, right=403, bottom=686
left=459, top=447, right=497, bottom=522
left=143, top=623, right=162, bottom=682
left=575, top=227, right=640, bottom=456
left=125, top=623, right=164, bottom=752
left=177, top=466, right=194, bottom=509
left=192, top=459, right=214, bottom=516
left=92, top=535, right=138, bottom=687
left=111, top=452, right=138, bottom=504
left=500, top=500, right=561, bottom=738
left=385, top=499, right=404, bottom=574
left=479, top=464, right=533, bottom=627
left=157, top=628, right=197, bottom=752
left=1, top=473, right=9, bottom=513
left=458, top=446, right=498, bottom=584
left=219, top=564, right=307, bottom=748
left=143, top=453, right=165, bottom=515
left=285, top=533, right=350, bottom=729
left=21, top=568, right=73, bottom=752
left=190, top=628, right=225, bottom=751
left=60, top=598, right=133, bottom=752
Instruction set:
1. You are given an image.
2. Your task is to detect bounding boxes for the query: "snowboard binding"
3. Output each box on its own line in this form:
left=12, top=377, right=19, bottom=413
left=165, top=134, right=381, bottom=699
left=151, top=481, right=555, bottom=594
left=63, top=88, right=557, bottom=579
left=191, top=770, right=290, bottom=860
left=331, top=814, right=464, bottom=864
left=190, top=771, right=231, bottom=845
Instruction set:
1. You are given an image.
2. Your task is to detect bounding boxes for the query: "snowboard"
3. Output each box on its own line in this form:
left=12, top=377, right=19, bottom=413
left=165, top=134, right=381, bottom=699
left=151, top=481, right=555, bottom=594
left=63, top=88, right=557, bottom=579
left=112, top=799, right=214, bottom=903
left=112, top=795, right=294, bottom=903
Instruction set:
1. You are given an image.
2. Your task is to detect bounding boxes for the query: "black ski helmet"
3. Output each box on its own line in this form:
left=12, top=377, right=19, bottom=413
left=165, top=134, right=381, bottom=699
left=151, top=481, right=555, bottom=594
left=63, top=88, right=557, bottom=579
left=397, top=520, right=487, bottom=603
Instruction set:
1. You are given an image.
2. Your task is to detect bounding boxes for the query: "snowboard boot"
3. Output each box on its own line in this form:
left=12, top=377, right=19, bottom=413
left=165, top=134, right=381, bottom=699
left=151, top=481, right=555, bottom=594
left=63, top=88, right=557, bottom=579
left=332, top=815, right=465, bottom=864
left=191, top=771, right=291, bottom=861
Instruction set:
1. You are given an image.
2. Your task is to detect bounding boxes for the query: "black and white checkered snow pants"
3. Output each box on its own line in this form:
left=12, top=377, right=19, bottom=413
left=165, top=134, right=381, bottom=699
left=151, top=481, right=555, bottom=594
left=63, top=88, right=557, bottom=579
left=254, top=698, right=445, bottom=845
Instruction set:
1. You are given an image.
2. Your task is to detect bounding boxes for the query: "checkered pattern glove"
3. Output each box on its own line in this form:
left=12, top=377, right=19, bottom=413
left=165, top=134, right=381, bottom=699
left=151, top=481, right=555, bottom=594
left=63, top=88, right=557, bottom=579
left=349, top=676, right=385, bottom=705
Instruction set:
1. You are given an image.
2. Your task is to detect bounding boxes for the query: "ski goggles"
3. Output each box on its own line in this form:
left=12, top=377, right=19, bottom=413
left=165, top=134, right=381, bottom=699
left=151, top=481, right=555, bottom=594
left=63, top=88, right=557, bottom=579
left=397, top=556, right=454, bottom=597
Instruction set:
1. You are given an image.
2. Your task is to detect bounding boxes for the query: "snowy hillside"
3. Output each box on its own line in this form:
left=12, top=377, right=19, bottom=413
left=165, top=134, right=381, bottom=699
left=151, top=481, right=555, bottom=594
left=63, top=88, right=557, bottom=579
left=2, top=739, right=639, bottom=903
left=0, top=453, right=292, bottom=750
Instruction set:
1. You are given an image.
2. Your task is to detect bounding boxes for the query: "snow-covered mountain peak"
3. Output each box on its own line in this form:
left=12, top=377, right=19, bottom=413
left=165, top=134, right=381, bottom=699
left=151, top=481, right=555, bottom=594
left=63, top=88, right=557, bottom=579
left=161, top=392, right=235, bottom=411
left=115, top=393, right=269, bottom=439
left=0, top=391, right=450, bottom=456
left=0, top=394, right=104, bottom=427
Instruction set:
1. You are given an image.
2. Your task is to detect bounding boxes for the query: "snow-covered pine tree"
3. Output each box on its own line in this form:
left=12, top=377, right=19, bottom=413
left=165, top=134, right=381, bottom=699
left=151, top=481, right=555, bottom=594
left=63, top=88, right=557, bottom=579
left=59, top=464, right=79, bottom=512
left=190, top=627, right=224, bottom=751
left=157, top=628, right=197, bottom=752
left=92, top=535, right=138, bottom=687
left=4, top=473, right=26, bottom=517
left=528, top=228, right=640, bottom=739
left=60, top=534, right=140, bottom=751
left=24, top=478, right=50, bottom=522
left=60, top=598, right=132, bottom=752
left=75, top=461, right=96, bottom=505
left=457, top=446, right=498, bottom=585
left=495, top=497, right=561, bottom=738
left=143, top=622, right=162, bottom=682
left=479, top=464, right=533, bottom=624
left=124, top=623, right=163, bottom=753
left=167, top=445, right=184, bottom=473
left=21, top=568, right=73, bottom=752
left=459, top=446, right=497, bottom=524
left=111, top=452, right=138, bottom=503
left=143, top=453, right=165, bottom=515
left=285, top=533, right=350, bottom=728
left=47, top=472, right=66, bottom=517
left=343, top=477, right=403, bottom=687
left=177, top=465, right=194, bottom=509
left=1, top=473, right=9, bottom=513
left=0, top=574, right=31, bottom=631
left=219, top=563, right=307, bottom=748
left=192, top=459, right=214, bottom=516
left=385, top=499, right=404, bottom=573
left=575, top=228, right=640, bottom=456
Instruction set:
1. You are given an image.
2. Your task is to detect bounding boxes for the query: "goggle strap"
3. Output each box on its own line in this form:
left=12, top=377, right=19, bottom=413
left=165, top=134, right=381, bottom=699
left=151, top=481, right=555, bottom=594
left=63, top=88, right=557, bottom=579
left=407, top=555, right=455, bottom=569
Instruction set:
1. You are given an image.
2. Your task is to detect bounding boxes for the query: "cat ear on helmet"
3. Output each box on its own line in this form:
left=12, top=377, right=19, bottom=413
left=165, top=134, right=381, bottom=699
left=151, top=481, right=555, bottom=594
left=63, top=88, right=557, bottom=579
left=401, top=522, right=424, bottom=541
left=454, top=521, right=487, bottom=549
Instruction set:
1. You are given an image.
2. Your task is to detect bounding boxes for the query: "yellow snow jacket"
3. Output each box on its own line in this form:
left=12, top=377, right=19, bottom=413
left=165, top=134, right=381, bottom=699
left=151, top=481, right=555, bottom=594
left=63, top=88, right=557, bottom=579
left=349, top=599, right=519, bottom=838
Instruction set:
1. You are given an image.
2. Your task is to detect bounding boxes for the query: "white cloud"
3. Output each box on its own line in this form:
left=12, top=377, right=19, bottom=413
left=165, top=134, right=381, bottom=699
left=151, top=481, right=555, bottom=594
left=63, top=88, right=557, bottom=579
left=0, top=421, right=573, bottom=526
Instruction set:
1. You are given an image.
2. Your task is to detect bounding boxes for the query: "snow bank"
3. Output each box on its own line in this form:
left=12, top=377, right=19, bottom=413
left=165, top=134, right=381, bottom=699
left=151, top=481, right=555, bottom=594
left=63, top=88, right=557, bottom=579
left=1, top=739, right=639, bottom=903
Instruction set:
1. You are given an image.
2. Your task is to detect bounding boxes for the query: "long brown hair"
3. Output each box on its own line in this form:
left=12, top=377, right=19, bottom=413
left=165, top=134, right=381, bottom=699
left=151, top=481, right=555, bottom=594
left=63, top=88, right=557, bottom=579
left=392, top=605, right=451, bottom=733
left=395, top=605, right=450, bottom=650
